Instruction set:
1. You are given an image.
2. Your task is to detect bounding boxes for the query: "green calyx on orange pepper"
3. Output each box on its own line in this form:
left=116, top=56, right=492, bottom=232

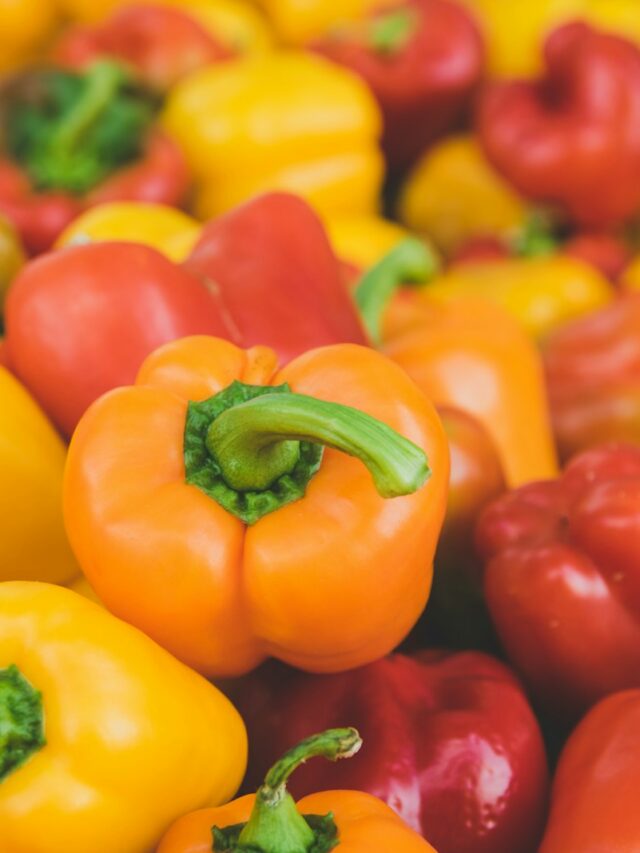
left=212, top=728, right=360, bottom=853
left=186, top=379, right=428, bottom=525
left=64, top=337, right=448, bottom=677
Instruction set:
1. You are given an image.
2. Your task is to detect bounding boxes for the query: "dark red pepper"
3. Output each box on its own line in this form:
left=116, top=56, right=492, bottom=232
left=225, top=651, right=549, bottom=853
left=315, top=0, right=483, bottom=171
left=476, top=443, right=640, bottom=723
left=0, top=62, right=189, bottom=254
left=54, top=3, right=231, bottom=92
left=478, top=22, right=640, bottom=228
left=543, top=295, right=640, bottom=460
left=185, top=192, right=369, bottom=364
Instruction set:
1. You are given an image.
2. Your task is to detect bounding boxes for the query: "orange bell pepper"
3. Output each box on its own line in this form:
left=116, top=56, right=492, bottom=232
left=63, top=336, right=448, bottom=677
left=157, top=728, right=437, bottom=852
left=355, top=240, right=558, bottom=487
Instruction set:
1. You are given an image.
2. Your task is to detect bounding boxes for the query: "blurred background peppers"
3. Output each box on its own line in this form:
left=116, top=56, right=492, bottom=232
left=478, top=23, right=640, bottom=229
left=544, top=294, right=640, bottom=460
left=161, top=51, right=383, bottom=219
left=224, top=650, right=549, bottom=853
left=476, top=443, right=640, bottom=723
left=0, top=581, right=247, bottom=853
left=355, top=240, right=558, bottom=486
left=314, top=0, right=484, bottom=171
left=538, top=689, right=640, bottom=852
left=0, top=61, right=188, bottom=253
left=64, top=335, right=448, bottom=676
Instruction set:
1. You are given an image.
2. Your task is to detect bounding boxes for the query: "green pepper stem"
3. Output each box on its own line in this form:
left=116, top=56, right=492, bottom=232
left=510, top=211, right=558, bottom=258
left=235, top=729, right=361, bottom=853
left=49, top=61, right=125, bottom=156
left=354, top=237, right=440, bottom=345
left=369, top=8, right=420, bottom=54
left=206, top=391, right=430, bottom=498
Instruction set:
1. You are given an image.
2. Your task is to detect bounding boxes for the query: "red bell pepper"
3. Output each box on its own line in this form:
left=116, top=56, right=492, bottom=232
left=54, top=3, right=231, bottom=92
left=539, top=690, right=640, bottom=853
left=543, top=295, right=640, bottom=460
left=5, top=193, right=368, bottom=436
left=315, top=0, right=483, bottom=171
left=4, top=242, right=233, bottom=437
left=184, top=192, right=369, bottom=364
left=476, top=443, right=640, bottom=723
left=225, top=650, right=549, bottom=853
left=413, top=406, right=505, bottom=650
left=0, top=62, right=188, bottom=254
left=478, top=22, right=640, bottom=228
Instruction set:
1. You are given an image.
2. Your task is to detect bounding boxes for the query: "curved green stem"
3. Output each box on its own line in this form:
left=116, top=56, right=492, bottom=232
left=206, top=391, right=429, bottom=499
left=0, top=665, right=45, bottom=782
left=510, top=211, right=558, bottom=258
left=354, top=237, right=440, bottom=345
left=48, top=61, right=125, bottom=156
left=213, top=729, right=361, bottom=853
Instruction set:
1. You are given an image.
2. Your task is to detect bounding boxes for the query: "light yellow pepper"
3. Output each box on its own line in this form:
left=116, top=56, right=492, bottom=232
left=399, top=135, right=527, bottom=257
left=324, top=214, right=411, bottom=269
left=0, top=581, right=247, bottom=853
left=55, top=203, right=201, bottom=262
left=0, top=367, right=79, bottom=584
left=428, top=255, right=613, bottom=340
left=162, top=51, right=384, bottom=221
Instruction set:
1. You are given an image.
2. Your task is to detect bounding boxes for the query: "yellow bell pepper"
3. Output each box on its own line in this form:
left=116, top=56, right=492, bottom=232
left=323, top=214, right=411, bottom=269
left=254, top=0, right=401, bottom=45
left=399, top=135, right=527, bottom=257
left=0, top=367, right=78, bottom=584
left=0, top=581, right=247, bottom=853
left=0, top=0, right=59, bottom=73
left=0, top=217, right=25, bottom=311
left=427, top=255, right=613, bottom=340
left=162, top=51, right=384, bottom=221
left=56, top=0, right=274, bottom=55
left=55, top=203, right=202, bottom=262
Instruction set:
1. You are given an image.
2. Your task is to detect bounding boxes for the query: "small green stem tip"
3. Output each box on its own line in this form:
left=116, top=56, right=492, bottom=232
left=212, top=729, right=362, bottom=853
left=355, top=237, right=440, bottom=345
left=0, top=665, right=45, bottom=782
left=369, top=8, right=420, bottom=55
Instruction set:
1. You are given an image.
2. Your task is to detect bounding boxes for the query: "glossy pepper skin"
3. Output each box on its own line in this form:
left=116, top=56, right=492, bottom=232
left=64, top=335, right=448, bottom=677
left=428, top=254, right=612, bottom=339
left=538, top=690, right=640, bottom=853
left=315, top=0, right=483, bottom=171
left=185, top=193, right=368, bottom=365
left=224, top=651, right=549, bottom=853
left=0, top=215, right=24, bottom=310
left=254, top=0, right=400, bottom=45
left=0, top=582, right=247, bottom=853
left=161, top=52, right=383, bottom=220
left=543, top=295, right=640, bottom=460
left=5, top=242, right=232, bottom=437
left=355, top=241, right=557, bottom=487
left=476, top=443, right=640, bottom=722
left=0, top=64, right=189, bottom=255
left=0, top=0, right=59, bottom=73
left=159, top=729, right=435, bottom=853
left=479, top=22, right=640, bottom=229
left=0, top=367, right=78, bottom=584
left=398, top=135, right=527, bottom=257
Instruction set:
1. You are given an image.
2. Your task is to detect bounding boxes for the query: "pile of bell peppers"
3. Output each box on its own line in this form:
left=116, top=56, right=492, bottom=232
left=4, top=2, right=640, bottom=852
